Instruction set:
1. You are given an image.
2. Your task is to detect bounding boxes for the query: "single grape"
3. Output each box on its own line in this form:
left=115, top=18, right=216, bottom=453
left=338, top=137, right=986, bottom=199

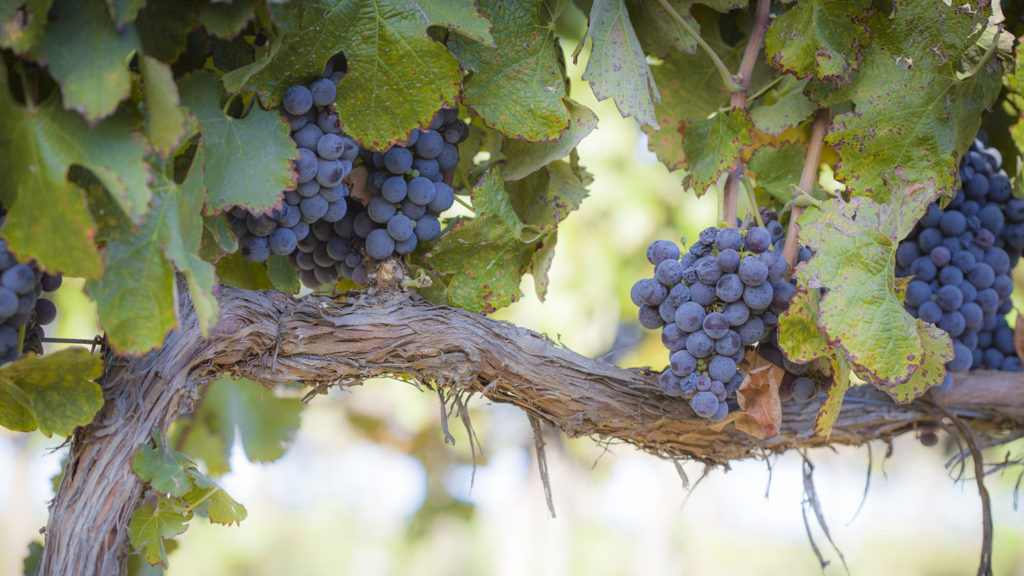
left=382, top=176, right=408, bottom=203
left=717, top=248, right=740, bottom=273
left=708, top=355, right=737, bottom=382
left=293, top=124, right=323, bottom=150
left=282, top=85, right=313, bottom=115
left=675, top=301, right=706, bottom=333
left=738, top=255, right=768, bottom=287
left=367, top=197, right=398, bottom=224
left=429, top=183, right=456, bottom=213
left=743, top=227, right=771, bottom=253
left=684, top=330, right=713, bottom=358
left=647, top=240, right=680, bottom=265
left=415, top=215, right=442, bottom=242
left=670, top=349, right=697, bottom=378
left=407, top=177, right=437, bottom=205
left=690, top=391, right=720, bottom=419
left=240, top=235, right=270, bottom=263
left=309, top=78, right=337, bottom=107
left=365, top=228, right=396, bottom=260
left=715, top=274, right=743, bottom=303
left=316, top=133, right=346, bottom=160
left=387, top=214, right=415, bottom=242
left=702, top=312, right=729, bottom=339
left=723, top=301, right=750, bottom=327
left=655, top=260, right=685, bottom=286
left=268, top=228, right=298, bottom=255
left=384, top=147, right=414, bottom=174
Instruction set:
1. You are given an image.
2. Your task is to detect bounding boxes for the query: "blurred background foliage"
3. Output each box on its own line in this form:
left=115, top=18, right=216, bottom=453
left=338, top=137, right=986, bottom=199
left=3, top=6, right=1024, bottom=576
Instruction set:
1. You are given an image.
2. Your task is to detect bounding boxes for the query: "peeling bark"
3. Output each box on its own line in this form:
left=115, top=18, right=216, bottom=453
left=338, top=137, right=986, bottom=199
left=39, top=286, right=1024, bottom=575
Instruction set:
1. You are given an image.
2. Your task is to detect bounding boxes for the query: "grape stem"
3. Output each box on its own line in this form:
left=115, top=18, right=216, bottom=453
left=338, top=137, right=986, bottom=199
left=741, top=176, right=765, bottom=228
left=719, top=0, right=771, bottom=228
left=656, top=0, right=741, bottom=93
left=783, top=109, right=830, bottom=274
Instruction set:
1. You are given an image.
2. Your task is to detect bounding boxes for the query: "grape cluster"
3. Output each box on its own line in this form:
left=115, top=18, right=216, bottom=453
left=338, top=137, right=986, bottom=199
left=897, top=134, right=1022, bottom=381
left=357, top=108, right=463, bottom=260
left=632, top=225, right=796, bottom=420
left=0, top=214, right=61, bottom=363
left=227, top=74, right=464, bottom=289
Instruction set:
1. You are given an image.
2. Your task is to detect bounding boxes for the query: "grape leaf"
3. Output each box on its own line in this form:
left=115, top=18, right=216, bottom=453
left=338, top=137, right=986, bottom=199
left=105, top=0, right=144, bottom=26
left=185, top=472, right=247, bottom=525
left=746, top=143, right=806, bottom=203
left=748, top=77, right=816, bottom=135
left=178, top=377, right=303, bottom=475
left=416, top=0, right=495, bottom=45
left=809, top=1, right=1002, bottom=200
left=815, top=351, right=852, bottom=437
left=199, top=0, right=257, bottom=38
left=37, top=0, right=140, bottom=124
left=135, top=0, right=198, bottom=63
left=506, top=161, right=591, bottom=299
left=0, top=70, right=161, bottom=277
left=22, top=539, right=42, bottom=576
left=0, top=381, right=35, bottom=432
left=128, top=500, right=191, bottom=567
left=0, top=0, right=51, bottom=54
left=449, top=0, right=570, bottom=142
left=152, top=149, right=220, bottom=337
left=582, top=0, right=659, bottom=128
left=178, top=71, right=296, bottom=215
left=797, top=185, right=951, bottom=387
left=882, top=320, right=953, bottom=402
left=241, top=0, right=462, bottom=151
left=266, top=255, right=300, bottom=294
left=133, top=438, right=196, bottom=498
left=214, top=252, right=274, bottom=290
left=641, top=14, right=745, bottom=169
left=423, top=167, right=534, bottom=312
left=763, top=0, right=870, bottom=85
left=502, top=99, right=597, bottom=181
left=734, top=363, right=784, bottom=438
left=777, top=286, right=829, bottom=364
left=0, top=348, right=104, bottom=437
left=140, top=55, right=188, bottom=158
left=681, top=110, right=753, bottom=194
left=627, top=0, right=745, bottom=58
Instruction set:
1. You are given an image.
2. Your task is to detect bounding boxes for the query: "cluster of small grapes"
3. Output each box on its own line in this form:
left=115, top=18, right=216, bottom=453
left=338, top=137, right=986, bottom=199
left=0, top=231, right=60, bottom=363
left=897, top=134, right=1022, bottom=380
left=357, top=109, right=464, bottom=260
left=631, top=226, right=796, bottom=420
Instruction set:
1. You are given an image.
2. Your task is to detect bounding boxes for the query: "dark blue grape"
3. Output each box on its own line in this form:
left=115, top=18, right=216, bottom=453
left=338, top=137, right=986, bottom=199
left=0, top=288, right=17, bottom=320
left=938, top=265, right=963, bottom=286
left=723, top=301, right=749, bottom=327
left=283, top=85, right=313, bottom=115
left=268, top=228, right=297, bottom=255
left=689, top=282, right=716, bottom=306
left=967, top=262, right=994, bottom=289
left=743, top=227, right=771, bottom=253
left=660, top=370, right=684, bottom=396
left=708, top=355, right=737, bottom=382
left=384, top=147, right=414, bottom=174
left=896, top=242, right=921, bottom=269
left=738, top=255, right=768, bottom=287
left=670, top=349, right=697, bottom=377
left=387, top=214, right=414, bottom=241
left=367, top=197, right=397, bottom=224
left=714, top=330, right=741, bottom=356
left=702, top=312, right=729, bottom=339
left=655, top=260, right=685, bottom=286
left=938, top=311, right=966, bottom=337
left=911, top=257, right=937, bottom=282
left=647, top=240, right=680, bottom=265
left=685, top=331, right=713, bottom=358
left=904, top=280, right=932, bottom=308
left=960, top=302, right=983, bottom=330
left=715, top=274, right=743, bottom=302
left=742, top=282, right=773, bottom=310
left=240, top=235, right=270, bottom=263
left=293, top=124, right=323, bottom=149
left=690, top=391, right=719, bottom=418
left=717, top=248, right=740, bottom=273
left=407, top=177, right=436, bottom=205
left=715, top=228, right=743, bottom=251
left=675, top=301, right=706, bottom=332
left=415, top=130, right=444, bottom=158
left=415, top=215, right=442, bottom=242
left=737, top=316, right=765, bottom=345
left=309, top=78, right=336, bottom=107
left=935, top=285, right=963, bottom=312
left=695, top=256, right=722, bottom=285
left=428, top=183, right=456, bottom=213
left=662, top=324, right=687, bottom=351
left=638, top=305, right=664, bottom=329
left=365, top=228, right=395, bottom=260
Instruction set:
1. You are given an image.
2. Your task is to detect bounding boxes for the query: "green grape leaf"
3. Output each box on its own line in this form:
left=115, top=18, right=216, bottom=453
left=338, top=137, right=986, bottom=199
left=140, top=55, right=187, bottom=158
left=153, top=149, right=220, bottom=336
left=777, top=286, right=829, bottom=364
left=748, top=78, right=816, bottom=135
left=627, top=1, right=745, bottom=58
left=815, top=351, right=853, bottom=437
left=22, top=539, right=43, bottom=576
left=199, top=0, right=257, bottom=38
left=582, top=0, right=659, bottom=128
left=747, top=143, right=806, bottom=203
left=810, top=1, right=1002, bottom=200
left=133, top=438, right=196, bottom=498
left=502, top=99, right=597, bottom=181
left=214, top=252, right=273, bottom=290
left=243, top=1, right=461, bottom=151
left=0, top=348, right=103, bottom=437
left=882, top=320, right=953, bottom=402
left=0, top=0, right=52, bottom=54
left=506, top=161, right=591, bottom=299
left=85, top=188, right=178, bottom=355
left=266, top=255, right=300, bottom=294
left=0, top=71, right=160, bottom=277
left=128, top=500, right=191, bottom=567
left=797, top=186, right=950, bottom=388
left=179, top=71, right=296, bottom=215
left=185, top=471, right=247, bottom=525
left=681, top=110, right=753, bottom=194
left=641, top=13, right=745, bottom=169
left=105, top=0, right=145, bottom=26
left=450, top=0, right=570, bottom=142
left=764, top=0, right=870, bottom=84
left=179, top=377, right=303, bottom=475
left=423, top=167, right=534, bottom=312
left=37, top=0, right=140, bottom=124
left=417, top=0, right=495, bottom=45
left=0, top=381, right=35, bottom=432
left=135, top=0, right=198, bottom=63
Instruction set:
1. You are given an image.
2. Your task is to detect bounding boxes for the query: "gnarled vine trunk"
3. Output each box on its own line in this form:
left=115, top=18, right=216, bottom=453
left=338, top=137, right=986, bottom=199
left=39, top=286, right=1024, bottom=575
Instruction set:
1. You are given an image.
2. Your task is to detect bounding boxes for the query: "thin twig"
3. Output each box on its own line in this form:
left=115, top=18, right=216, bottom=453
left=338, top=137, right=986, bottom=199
left=529, top=414, right=557, bottom=518
left=657, top=0, right=741, bottom=93
left=942, top=409, right=995, bottom=576
left=729, top=0, right=772, bottom=109
left=783, top=109, right=830, bottom=273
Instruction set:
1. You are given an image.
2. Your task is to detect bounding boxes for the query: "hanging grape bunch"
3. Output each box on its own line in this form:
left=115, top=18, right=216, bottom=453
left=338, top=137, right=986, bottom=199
left=632, top=224, right=798, bottom=421
left=896, top=132, right=1023, bottom=382
left=226, top=69, right=465, bottom=289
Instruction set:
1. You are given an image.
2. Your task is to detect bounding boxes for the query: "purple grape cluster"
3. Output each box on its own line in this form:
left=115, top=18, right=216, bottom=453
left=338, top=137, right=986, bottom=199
left=897, top=134, right=1022, bottom=385
left=356, top=109, right=464, bottom=260
left=227, top=75, right=464, bottom=289
left=631, top=225, right=797, bottom=420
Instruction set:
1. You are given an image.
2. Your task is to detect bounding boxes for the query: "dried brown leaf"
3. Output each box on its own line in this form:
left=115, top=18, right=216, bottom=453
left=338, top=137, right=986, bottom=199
left=736, top=363, right=785, bottom=437
left=1015, top=313, right=1023, bottom=361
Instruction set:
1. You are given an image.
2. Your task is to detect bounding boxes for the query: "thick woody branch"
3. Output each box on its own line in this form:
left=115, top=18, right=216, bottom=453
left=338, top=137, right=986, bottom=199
left=40, top=286, right=1024, bottom=575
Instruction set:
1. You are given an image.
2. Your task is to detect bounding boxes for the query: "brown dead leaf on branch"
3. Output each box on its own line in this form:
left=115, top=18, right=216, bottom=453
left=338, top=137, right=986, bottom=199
left=710, top=360, right=785, bottom=439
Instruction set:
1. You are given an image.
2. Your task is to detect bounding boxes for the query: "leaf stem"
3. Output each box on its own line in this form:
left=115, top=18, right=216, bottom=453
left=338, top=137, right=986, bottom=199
left=14, top=61, right=36, bottom=113
left=453, top=194, right=474, bottom=213
left=656, top=0, right=741, bottom=93
left=742, top=176, right=765, bottom=228
left=964, top=27, right=1001, bottom=79
left=783, top=109, right=830, bottom=274
left=746, top=74, right=787, bottom=106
